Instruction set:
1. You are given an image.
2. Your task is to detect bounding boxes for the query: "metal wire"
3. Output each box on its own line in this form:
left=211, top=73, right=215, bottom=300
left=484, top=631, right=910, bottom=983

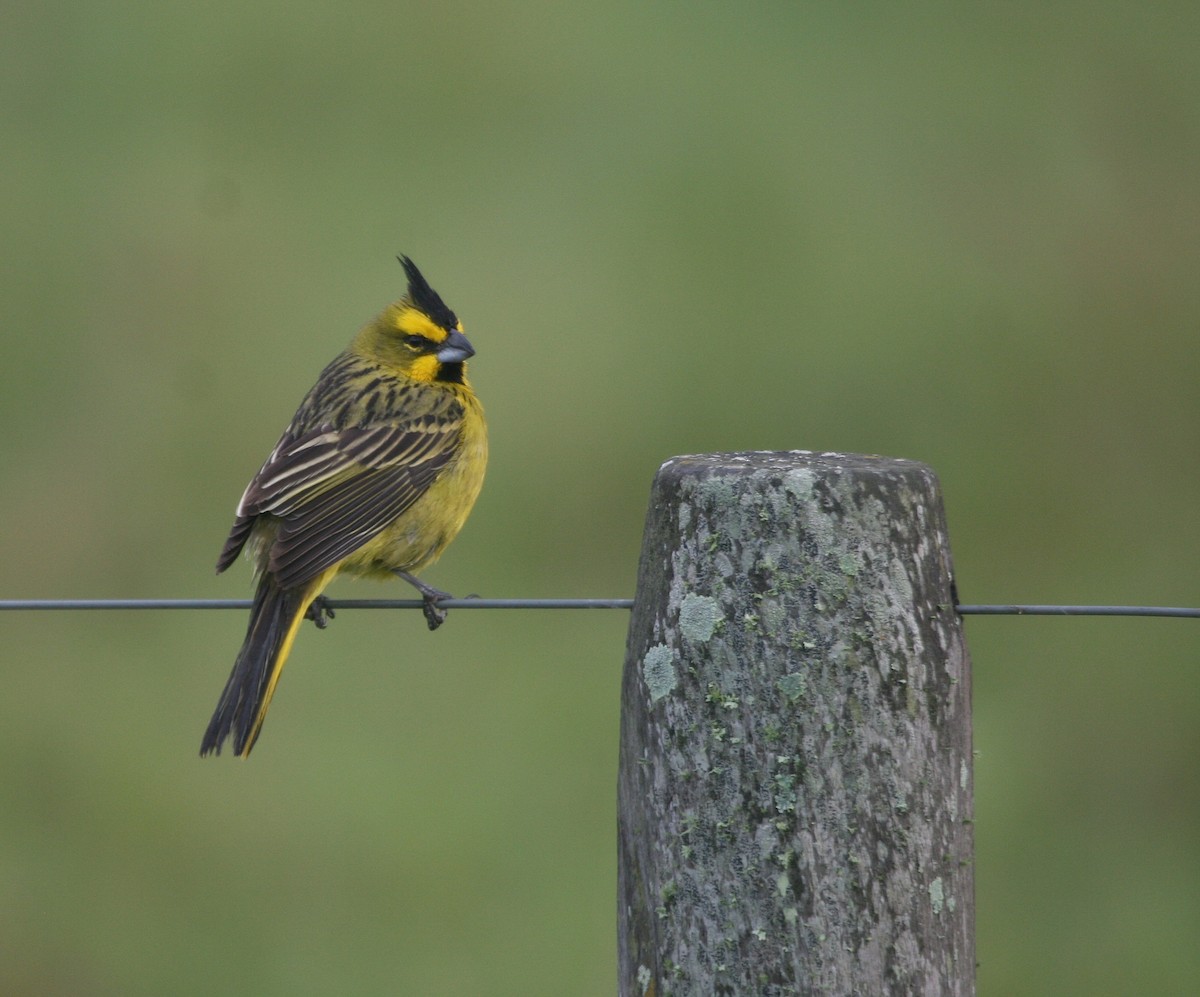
left=0, top=597, right=634, bottom=611
left=955, top=604, right=1200, bottom=618
left=0, top=598, right=1197, bottom=617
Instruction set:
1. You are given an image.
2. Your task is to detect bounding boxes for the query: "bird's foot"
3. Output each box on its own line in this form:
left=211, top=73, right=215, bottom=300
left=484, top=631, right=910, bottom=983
left=420, top=596, right=448, bottom=631
left=305, top=595, right=336, bottom=630
left=394, top=570, right=453, bottom=631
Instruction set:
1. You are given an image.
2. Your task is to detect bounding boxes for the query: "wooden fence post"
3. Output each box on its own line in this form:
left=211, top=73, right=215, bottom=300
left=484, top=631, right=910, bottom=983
left=618, top=451, right=974, bottom=996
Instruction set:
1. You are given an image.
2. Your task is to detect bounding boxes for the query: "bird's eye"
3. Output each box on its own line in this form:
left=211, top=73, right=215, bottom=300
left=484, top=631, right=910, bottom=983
left=403, top=335, right=429, bottom=350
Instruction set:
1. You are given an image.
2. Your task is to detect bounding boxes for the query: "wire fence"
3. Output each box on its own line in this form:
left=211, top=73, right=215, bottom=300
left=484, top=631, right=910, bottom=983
left=0, top=598, right=1197, bottom=617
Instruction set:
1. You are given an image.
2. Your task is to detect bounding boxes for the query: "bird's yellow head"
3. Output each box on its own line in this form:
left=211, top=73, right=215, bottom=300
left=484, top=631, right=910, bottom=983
left=358, top=255, right=474, bottom=384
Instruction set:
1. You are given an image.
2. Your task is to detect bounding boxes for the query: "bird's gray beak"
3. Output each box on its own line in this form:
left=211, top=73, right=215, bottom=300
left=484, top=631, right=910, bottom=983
left=436, top=329, right=475, bottom=363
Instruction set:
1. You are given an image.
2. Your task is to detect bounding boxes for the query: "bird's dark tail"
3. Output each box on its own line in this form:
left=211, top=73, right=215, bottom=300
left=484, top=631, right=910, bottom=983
left=200, top=570, right=332, bottom=757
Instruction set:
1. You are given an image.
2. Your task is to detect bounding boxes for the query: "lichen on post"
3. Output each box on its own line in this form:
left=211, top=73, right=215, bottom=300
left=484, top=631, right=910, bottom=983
left=618, top=451, right=974, bottom=996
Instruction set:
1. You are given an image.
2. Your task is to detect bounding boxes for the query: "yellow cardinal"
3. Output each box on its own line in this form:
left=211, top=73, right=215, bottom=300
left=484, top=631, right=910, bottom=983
left=201, top=256, right=486, bottom=757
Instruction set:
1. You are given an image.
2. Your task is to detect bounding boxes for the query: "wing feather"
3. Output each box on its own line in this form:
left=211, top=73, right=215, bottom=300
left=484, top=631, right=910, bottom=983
left=217, top=406, right=462, bottom=586
left=269, top=465, right=442, bottom=588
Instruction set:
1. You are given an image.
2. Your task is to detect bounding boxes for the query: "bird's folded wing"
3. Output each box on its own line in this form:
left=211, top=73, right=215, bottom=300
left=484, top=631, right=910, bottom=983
left=219, top=419, right=459, bottom=588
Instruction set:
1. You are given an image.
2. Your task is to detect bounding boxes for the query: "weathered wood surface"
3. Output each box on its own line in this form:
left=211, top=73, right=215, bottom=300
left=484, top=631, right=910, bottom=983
left=618, top=451, right=974, bottom=996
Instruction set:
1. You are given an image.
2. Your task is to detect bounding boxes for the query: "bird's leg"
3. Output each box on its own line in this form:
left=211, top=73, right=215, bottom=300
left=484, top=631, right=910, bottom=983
left=305, top=595, right=336, bottom=630
left=394, top=570, right=453, bottom=631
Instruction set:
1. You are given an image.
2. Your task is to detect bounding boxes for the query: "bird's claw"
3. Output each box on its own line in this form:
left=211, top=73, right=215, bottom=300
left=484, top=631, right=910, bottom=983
left=394, top=569, right=455, bottom=630
left=306, top=596, right=336, bottom=630
left=421, top=595, right=448, bottom=631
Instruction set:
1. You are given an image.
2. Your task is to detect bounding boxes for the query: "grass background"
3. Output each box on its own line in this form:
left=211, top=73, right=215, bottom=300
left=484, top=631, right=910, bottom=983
left=3, top=2, right=1198, bottom=993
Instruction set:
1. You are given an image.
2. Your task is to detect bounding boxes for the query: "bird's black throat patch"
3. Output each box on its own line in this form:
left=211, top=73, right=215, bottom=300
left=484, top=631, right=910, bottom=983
left=436, top=362, right=466, bottom=385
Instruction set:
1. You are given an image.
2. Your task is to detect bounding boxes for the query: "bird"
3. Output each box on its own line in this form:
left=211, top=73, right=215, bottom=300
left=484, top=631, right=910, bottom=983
left=200, top=256, right=487, bottom=757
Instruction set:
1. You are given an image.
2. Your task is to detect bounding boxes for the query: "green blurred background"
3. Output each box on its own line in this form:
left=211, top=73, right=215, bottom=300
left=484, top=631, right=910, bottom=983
left=3, top=2, right=1198, bottom=994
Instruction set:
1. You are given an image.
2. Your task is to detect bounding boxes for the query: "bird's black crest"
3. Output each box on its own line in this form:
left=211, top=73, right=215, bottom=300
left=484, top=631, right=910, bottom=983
left=398, top=255, right=459, bottom=332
